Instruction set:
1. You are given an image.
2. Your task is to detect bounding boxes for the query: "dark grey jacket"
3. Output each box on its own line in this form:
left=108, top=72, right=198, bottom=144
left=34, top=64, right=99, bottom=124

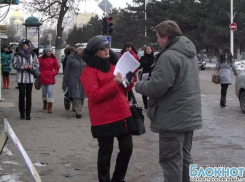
left=135, top=36, right=202, bottom=133
left=62, top=52, right=86, bottom=99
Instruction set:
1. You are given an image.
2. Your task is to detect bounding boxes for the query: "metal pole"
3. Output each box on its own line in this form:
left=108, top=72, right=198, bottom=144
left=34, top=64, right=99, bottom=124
left=0, top=39, right=2, bottom=101
left=145, top=0, right=147, bottom=37
left=105, top=0, right=107, bottom=13
left=230, top=0, right=234, bottom=55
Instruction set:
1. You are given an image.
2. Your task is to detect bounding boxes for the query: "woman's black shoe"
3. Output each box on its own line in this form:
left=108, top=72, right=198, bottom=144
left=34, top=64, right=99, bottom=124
left=76, top=114, right=82, bottom=119
left=26, top=116, right=31, bottom=120
left=20, top=113, right=25, bottom=119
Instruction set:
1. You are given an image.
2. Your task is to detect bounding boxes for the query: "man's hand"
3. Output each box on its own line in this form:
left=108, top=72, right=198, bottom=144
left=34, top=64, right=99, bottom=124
left=29, top=65, right=33, bottom=70
left=114, top=72, right=124, bottom=85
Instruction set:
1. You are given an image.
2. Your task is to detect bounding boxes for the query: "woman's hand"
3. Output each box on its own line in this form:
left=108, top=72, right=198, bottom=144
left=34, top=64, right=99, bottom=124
left=29, top=65, right=33, bottom=70
left=114, top=72, right=124, bottom=85
left=23, top=65, right=29, bottom=69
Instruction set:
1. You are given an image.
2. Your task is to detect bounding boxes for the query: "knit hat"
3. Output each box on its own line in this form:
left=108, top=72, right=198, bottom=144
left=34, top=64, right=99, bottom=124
left=75, top=43, right=84, bottom=51
left=44, top=46, right=53, bottom=52
left=2, top=43, right=8, bottom=49
left=22, top=39, right=31, bottom=45
left=86, top=35, right=109, bottom=53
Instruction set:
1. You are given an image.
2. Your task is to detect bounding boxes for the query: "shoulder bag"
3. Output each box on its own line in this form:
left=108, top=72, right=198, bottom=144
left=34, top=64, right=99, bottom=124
left=34, top=58, right=41, bottom=90
left=130, top=91, right=146, bottom=135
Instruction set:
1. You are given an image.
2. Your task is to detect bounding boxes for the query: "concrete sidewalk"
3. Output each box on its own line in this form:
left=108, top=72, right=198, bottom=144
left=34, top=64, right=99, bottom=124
left=0, top=75, right=163, bottom=182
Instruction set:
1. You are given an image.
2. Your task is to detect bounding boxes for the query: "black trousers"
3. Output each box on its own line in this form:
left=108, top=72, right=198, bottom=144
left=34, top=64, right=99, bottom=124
left=142, top=95, right=148, bottom=108
left=97, top=134, right=133, bottom=182
left=18, top=83, right=33, bottom=117
left=126, top=89, right=133, bottom=102
left=2, top=72, right=9, bottom=78
left=221, top=84, right=229, bottom=97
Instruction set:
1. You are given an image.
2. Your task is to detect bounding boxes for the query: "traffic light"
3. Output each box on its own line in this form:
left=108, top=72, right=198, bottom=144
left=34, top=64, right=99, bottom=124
left=0, top=0, right=19, bottom=4
left=103, top=17, right=113, bottom=35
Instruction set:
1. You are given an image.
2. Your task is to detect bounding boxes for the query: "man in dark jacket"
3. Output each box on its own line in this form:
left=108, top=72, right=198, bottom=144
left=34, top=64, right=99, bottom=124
left=135, top=20, right=202, bottom=182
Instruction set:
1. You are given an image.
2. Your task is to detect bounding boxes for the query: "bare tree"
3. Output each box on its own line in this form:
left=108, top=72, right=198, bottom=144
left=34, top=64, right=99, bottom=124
left=5, top=24, right=22, bottom=45
left=23, top=0, right=83, bottom=63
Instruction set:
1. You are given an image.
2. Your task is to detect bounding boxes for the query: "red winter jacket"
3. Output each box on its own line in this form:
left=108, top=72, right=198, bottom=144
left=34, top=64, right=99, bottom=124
left=39, top=56, right=59, bottom=85
left=80, top=64, right=134, bottom=126
left=119, top=50, right=140, bottom=82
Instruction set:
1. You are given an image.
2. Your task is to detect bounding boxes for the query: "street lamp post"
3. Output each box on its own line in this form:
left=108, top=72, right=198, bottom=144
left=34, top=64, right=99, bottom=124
left=230, top=0, right=234, bottom=55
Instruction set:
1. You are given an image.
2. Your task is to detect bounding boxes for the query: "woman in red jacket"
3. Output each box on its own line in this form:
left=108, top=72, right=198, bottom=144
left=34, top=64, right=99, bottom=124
left=39, top=46, right=59, bottom=113
left=119, top=42, right=140, bottom=104
left=80, top=35, right=136, bottom=182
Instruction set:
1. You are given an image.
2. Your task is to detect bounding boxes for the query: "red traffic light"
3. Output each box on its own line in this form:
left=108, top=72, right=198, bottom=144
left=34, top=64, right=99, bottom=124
left=105, top=17, right=113, bottom=23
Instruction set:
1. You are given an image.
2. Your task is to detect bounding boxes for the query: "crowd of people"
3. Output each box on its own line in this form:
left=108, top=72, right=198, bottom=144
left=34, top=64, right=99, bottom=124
left=2, top=19, right=240, bottom=182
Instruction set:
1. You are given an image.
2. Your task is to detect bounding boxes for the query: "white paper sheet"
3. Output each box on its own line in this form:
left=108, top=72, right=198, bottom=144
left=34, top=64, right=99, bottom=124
left=113, top=52, right=140, bottom=87
left=141, top=73, right=149, bottom=81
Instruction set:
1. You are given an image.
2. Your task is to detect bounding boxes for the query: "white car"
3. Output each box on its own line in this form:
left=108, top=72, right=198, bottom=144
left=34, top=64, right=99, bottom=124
left=235, top=69, right=245, bottom=113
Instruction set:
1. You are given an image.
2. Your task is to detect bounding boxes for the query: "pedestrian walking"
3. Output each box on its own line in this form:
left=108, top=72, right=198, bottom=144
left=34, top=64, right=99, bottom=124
left=39, top=46, right=59, bottom=113
left=135, top=20, right=202, bottom=182
left=138, top=45, right=155, bottom=109
left=13, top=39, right=39, bottom=120
left=80, top=35, right=136, bottom=182
left=61, top=46, right=75, bottom=73
left=119, top=42, right=139, bottom=104
left=62, top=44, right=86, bottom=119
left=216, top=48, right=238, bottom=107
left=1, top=43, right=13, bottom=89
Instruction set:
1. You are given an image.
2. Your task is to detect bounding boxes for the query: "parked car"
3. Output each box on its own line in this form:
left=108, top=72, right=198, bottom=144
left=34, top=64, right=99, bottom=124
left=235, top=70, right=245, bottom=113
left=198, top=56, right=206, bottom=70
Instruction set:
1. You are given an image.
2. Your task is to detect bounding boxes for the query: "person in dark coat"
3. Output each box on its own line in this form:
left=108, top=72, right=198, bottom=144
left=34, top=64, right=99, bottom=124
left=1, top=43, right=13, bottom=89
left=62, top=44, right=86, bottom=119
left=61, top=46, right=75, bottom=73
left=119, top=42, right=140, bottom=104
left=216, top=48, right=237, bottom=107
left=138, top=45, right=155, bottom=109
left=39, top=46, right=59, bottom=113
left=80, top=35, right=136, bottom=182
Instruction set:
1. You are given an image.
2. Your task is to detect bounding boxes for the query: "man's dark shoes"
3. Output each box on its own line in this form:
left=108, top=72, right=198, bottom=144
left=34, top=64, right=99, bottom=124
left=26, top=116, right=31, bottom=120
left=76, top=114, right=82, bottom=119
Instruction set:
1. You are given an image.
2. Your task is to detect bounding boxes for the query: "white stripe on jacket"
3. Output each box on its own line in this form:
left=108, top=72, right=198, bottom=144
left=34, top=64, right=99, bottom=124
left=13, top=53, right=39, bottom=84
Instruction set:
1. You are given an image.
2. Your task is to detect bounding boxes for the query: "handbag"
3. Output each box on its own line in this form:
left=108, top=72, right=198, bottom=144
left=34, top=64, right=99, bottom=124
left=130, top=91, right=146, bottom=135
left=29, top=68, right=40, bottom=78
left=212, top=69, right=220, bottom=84
left=34, top=77, right=41, bottom=90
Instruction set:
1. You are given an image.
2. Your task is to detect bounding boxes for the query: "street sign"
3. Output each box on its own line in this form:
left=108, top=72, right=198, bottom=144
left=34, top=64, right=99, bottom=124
left=0, top=25, right=7, bottom=33
left=47, top=33, right=52, bottom=38
left=0, top=119, right=42, bottom=182
left=106, top=36, right=111, bottom=47
left=0, top=0, right=19, bottom=5
left=98, top=0, right=112, bottom=13
left=230, top=22, right=237, bottom=31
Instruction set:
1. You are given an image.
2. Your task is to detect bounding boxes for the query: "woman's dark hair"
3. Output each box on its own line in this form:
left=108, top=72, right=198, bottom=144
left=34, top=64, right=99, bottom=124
left=144, top=45, right=154, bottom=56
left=219, top=47, right=233, bottom=63
left=120, top=42, right=138, bottom=54
left=41, top=51, right=56, bottom=59
left=64, top=46, right=75, bottom=57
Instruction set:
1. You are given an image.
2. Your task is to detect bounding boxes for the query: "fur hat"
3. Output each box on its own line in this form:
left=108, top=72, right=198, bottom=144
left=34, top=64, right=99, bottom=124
left=86, top=35, right=109, bottom=53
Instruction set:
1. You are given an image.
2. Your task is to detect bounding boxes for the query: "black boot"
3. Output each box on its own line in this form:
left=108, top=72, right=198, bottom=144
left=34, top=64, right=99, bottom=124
left=20, top=112, right=25, bottom=120
left=220, top=96, right=226, bottom=107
